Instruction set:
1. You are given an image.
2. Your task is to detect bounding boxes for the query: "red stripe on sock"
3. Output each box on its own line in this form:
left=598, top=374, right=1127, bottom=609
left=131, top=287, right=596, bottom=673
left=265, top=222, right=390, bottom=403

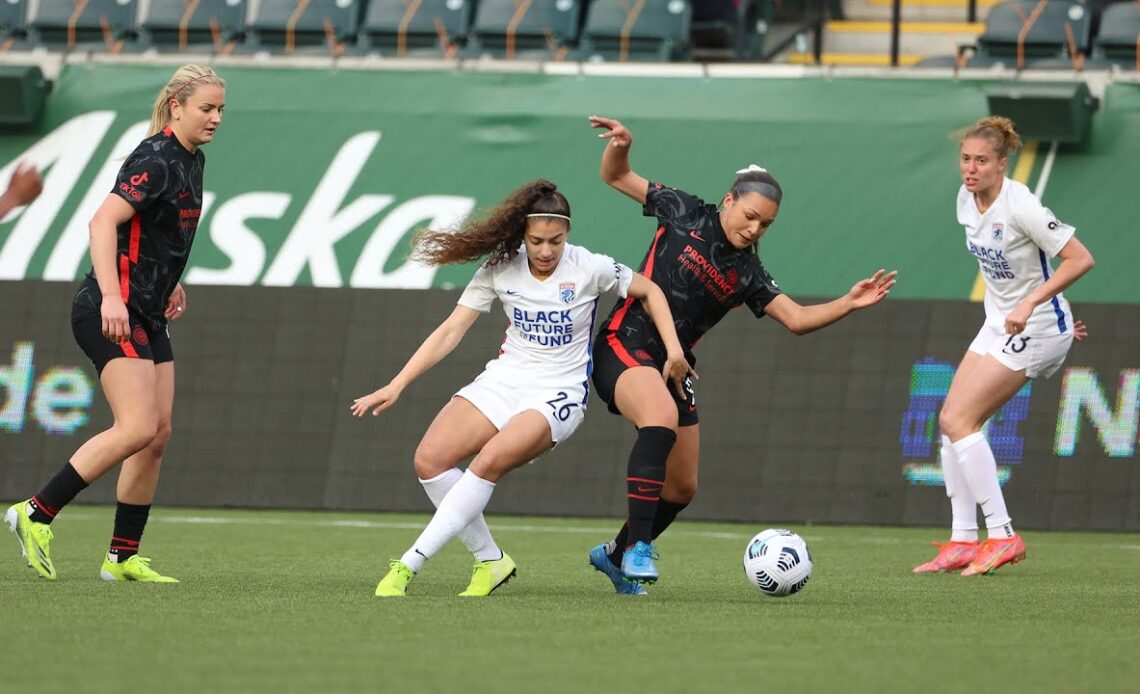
left=626, top=477, right=664, bottom=486
left=627, top=493, right=661, bottom=501
left=31, top=496, right=57, bottom=518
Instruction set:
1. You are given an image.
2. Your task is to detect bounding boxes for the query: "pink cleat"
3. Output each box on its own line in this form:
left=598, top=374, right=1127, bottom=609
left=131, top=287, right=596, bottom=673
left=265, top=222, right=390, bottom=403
left=913, top=540, right=979, bottom=574
left=961, top=535, right=1026, bottom=577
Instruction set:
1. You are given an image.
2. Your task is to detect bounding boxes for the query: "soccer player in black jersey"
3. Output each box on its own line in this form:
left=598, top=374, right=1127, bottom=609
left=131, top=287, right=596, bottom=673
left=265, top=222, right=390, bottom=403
left=0, top=162, right=42, bottom=219
left=585, top=116, right=898, bottom=591
left=6, top=65, right=225, bottom=583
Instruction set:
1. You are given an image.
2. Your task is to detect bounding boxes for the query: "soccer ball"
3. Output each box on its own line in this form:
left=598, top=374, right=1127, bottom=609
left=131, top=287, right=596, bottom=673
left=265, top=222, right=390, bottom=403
left=743, top=528, right=813, bottom=597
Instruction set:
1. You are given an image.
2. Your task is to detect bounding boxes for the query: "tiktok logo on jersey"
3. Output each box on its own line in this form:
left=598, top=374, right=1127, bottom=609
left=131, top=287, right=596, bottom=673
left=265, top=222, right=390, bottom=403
left=512, top=308, right=573, bottom=347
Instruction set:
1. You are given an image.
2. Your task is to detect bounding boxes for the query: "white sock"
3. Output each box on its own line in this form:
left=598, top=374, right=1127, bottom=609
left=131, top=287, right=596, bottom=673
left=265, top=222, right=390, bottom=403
left=952, top=432, right=1015, bottom=539
left=419, top=469, right=503, bottom=562
left=940, top=434, right=979, bottom=543
left=401, top=470, right=496, bottom=572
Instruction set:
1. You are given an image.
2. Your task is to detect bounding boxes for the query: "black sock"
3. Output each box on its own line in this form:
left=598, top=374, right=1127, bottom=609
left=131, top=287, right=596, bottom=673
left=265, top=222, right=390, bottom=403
left=623, top=426, right=676, bottom=551
left=28, top=463, right=89, bottom=524
left=108, top=502, right=151, bottom=562
left=608, top=499, right=690, bottom=567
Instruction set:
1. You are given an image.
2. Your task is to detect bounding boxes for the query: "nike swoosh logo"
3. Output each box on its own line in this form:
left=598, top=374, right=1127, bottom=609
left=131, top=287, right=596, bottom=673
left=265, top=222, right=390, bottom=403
left=636, top=485, right=660, bottom=493
left=177, top=191, right=190, bottom=199
left=506, top=290, right=519, bottom=295
left=689, top=231, right=705, bottom=242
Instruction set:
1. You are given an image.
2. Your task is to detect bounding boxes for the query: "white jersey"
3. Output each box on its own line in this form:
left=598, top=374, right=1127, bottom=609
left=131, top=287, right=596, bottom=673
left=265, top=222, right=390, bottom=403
left=458, top=243, right=634, bottom=387
left=956, top=177, right=1075, bottom=336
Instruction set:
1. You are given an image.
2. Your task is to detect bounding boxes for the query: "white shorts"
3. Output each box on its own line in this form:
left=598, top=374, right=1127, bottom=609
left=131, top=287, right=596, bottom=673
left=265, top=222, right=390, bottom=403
left=967, top=323, right=1073, bottom=379
left=454, top=370, right=587, bottom=445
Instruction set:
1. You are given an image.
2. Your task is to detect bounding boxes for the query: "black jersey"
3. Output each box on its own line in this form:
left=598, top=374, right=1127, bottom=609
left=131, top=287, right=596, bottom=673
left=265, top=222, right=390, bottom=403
left=599, top=182, right=782, bottom=362
left=77, top=127, right=205, bottom=329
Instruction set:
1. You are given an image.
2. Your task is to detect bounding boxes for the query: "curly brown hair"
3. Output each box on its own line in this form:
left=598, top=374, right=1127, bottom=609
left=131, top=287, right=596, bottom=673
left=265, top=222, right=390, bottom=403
left=413, top=179, right=571, bottom=267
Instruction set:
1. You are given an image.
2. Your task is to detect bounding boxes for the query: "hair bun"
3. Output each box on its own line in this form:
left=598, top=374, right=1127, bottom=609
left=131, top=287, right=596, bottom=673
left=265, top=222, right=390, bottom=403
left=536, top=179, right=558, bottom=196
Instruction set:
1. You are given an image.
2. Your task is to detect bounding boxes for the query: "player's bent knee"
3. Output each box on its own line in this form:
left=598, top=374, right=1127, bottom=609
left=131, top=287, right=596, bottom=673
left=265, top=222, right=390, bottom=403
left=412, top=444, right=458, bottom=480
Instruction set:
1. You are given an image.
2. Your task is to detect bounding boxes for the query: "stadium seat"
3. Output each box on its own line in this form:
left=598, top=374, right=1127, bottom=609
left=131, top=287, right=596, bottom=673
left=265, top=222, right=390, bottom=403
left=1090, top=2, right=1140, bottom=70
left=966, top=0, right=1091, bottom=70
left=247, top=0, right=362, bottom=55
left=141, top=0, right=247, bottom=54
left=1, top=0, right=30, bottom=48
left=359, top=0, right=476, bottom=58
left=575, top=0, right=692, bottom=62
left=29, top=0, right=140, bottom=53
left=464, top=0, right=583, bottom=61
left=690, top=0, right=771, bottom=61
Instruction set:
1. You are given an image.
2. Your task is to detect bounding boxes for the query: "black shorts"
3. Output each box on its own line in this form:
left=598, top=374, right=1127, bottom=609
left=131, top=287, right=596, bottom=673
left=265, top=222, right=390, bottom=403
left=591, top=333, right=698, bottom=426
left=71, top=305, right=173, bottom=375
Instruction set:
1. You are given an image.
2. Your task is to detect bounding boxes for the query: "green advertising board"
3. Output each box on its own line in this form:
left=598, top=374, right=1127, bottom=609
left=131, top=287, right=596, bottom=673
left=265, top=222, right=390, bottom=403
left=1, top=65, right=1136, bottom=302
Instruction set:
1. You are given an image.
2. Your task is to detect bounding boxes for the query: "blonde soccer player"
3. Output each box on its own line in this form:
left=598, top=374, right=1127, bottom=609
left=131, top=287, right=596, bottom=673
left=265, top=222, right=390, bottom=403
left=352, top=179, right=692, bottom=597
left=6, top=64, right=225, bottom=583
left=913, top=116, right=1095, bottom=577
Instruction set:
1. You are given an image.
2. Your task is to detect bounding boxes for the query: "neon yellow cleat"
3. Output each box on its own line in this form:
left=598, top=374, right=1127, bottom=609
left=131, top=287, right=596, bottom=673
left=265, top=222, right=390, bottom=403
left=5, top=500, right=57, bottom=581
left=458, top=553, right=517, bottom=597
left=100, top=555, right=179, bottom=583
left=375, top=560, right=415, bottom=597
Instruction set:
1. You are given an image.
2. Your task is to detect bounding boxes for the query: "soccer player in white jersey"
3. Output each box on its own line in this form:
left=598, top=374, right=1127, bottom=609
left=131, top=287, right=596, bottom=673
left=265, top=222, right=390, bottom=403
left=914, top=116, right=1095, bottom=577
left=351, top=179, right=693, bottom=597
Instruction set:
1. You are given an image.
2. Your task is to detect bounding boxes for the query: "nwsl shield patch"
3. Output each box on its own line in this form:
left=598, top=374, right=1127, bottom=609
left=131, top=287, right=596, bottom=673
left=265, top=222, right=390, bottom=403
left=992, top=223, right=1004, bottom=240
left=559, top=282, right=576, bottom=304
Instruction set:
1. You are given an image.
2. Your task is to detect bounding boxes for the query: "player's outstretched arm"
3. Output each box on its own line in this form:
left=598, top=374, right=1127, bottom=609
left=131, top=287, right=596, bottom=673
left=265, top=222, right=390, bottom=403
left=0, top=161, right=43, bottom=219
left=627, top=273, right=697, bottom=398
left=350, top=305, right=481, bottom=417
left=589, top=115, right=650, bottom=205
left=765, top=269, right=897, bottom=336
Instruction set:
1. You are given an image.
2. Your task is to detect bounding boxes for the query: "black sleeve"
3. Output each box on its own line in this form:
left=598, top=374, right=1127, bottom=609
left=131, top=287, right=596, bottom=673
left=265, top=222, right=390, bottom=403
left=111, top=149, right=170, bottom=210
left=744, top=263, right=783, bottom=318
left=643, top=182, right=706, bottom=223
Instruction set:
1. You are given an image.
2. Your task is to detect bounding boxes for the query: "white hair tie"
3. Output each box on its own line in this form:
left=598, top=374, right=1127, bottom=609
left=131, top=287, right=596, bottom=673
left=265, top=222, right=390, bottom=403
left=736, top=164, right=768, bottom=175
left=526, top=213, right=571, bottom=221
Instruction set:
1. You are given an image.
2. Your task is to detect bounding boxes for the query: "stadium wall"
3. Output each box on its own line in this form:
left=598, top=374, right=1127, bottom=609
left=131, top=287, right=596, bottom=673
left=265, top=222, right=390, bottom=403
left=2, top=282, right=1137, bottom=531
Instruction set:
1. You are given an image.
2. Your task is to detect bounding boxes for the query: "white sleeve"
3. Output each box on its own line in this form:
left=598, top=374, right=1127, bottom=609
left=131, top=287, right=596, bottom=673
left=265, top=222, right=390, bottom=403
left=457, top=265, right=496, bottom=313
left=1012, top=191, right=1076, bottom=258
left=587, top=251, right=633, bottom=298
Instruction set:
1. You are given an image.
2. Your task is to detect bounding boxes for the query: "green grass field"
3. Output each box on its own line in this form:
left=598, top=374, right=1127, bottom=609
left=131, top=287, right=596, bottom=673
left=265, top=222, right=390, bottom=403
left=3, top=506, right=1138, bottom=693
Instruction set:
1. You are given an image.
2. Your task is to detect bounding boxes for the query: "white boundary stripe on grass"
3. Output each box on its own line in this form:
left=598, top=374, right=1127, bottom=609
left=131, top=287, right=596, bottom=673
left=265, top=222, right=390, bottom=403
left=57, top=512, right=1140, bottom=549
left=60, top=511, right=754, bottom=541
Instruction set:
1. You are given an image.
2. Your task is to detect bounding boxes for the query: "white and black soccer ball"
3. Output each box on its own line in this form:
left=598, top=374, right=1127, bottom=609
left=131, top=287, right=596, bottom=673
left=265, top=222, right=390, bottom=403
left=743, top=528, right=813, bottom=597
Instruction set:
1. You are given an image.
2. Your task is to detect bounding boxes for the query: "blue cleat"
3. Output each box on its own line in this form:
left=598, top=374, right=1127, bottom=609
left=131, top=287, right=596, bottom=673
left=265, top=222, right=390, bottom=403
left=589, top=543, right=647, bottom=596
left=621, top=541, right=660, bottom=584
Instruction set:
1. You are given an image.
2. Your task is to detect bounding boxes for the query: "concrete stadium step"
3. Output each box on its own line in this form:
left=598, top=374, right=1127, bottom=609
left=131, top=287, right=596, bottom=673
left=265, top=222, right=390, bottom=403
left=775, top=18, right=984, bottom=66
left=822, top=19, right=984, bottom=58
left=842, top=0, right=997, bottom=22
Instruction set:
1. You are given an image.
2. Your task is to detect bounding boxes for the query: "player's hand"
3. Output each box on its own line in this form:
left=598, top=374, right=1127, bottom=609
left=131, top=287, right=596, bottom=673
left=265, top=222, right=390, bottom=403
left=1072, top=319, right=1088, bottom=341
left=101, top=297, right=130, bottom=343
left=661, top=350, right=698, bottom=401
left=351, top=384, right=402, bottom=417
left=589, top=116, right=632, bottom=149
left=5, top=161, right=43, bottom=207
left=164, top=283, right=187, bottom=320
left=1004, top=300, right=1034, bottom=335
left=847, top=269, right=897, bottom=309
